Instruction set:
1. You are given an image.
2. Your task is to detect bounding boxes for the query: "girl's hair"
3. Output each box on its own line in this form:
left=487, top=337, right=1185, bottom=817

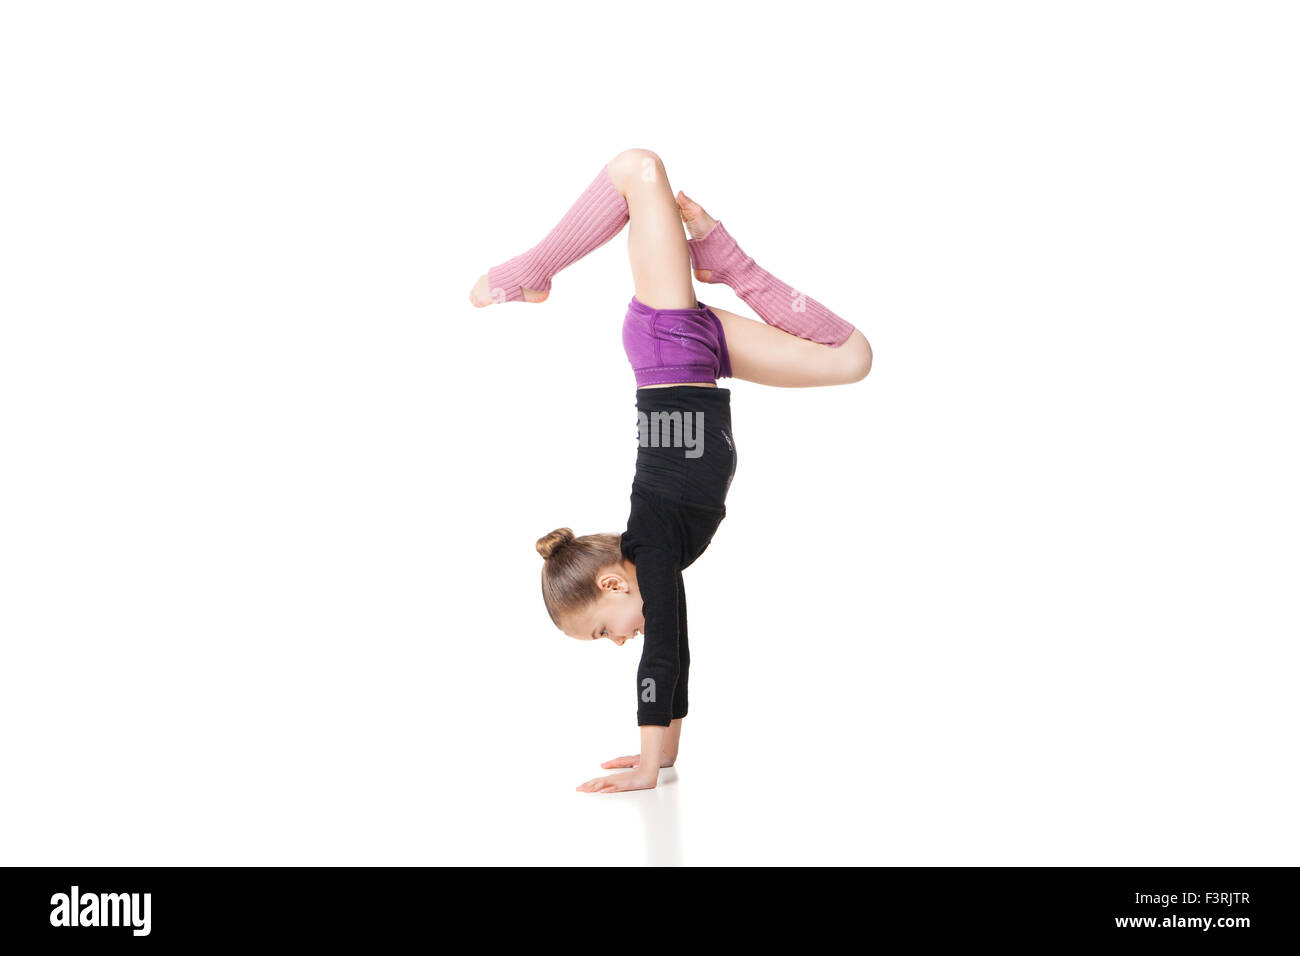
left=536, top=527, right=624, bottom=628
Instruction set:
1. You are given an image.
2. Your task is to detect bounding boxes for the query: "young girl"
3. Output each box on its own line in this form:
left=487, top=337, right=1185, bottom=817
left=469, top=149, right=872, bottom=793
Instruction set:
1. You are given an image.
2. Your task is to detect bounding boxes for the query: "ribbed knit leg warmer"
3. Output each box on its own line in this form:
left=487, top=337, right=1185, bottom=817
left=686, top=221, right=855, bottom=346
left=487, top=166, right=629, bottom=303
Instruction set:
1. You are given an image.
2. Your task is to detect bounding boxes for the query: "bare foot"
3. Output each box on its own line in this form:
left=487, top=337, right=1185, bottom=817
left=675, top=191, right=720, bottom=282
left=468, top=273, right=550, bottom=307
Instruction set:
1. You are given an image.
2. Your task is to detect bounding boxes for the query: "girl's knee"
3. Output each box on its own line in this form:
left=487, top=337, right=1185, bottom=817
left=608, top=148, right=666, bottom=187
left=841, top=331, right=873, bottom=383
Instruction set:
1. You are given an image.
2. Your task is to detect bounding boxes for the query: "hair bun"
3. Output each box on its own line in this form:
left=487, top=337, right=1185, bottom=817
left=536, top=527, right=576, bottom=560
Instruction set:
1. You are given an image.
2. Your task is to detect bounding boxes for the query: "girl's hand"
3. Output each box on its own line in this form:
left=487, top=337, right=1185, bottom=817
left=576, top=768, right=659, bottom=793
left=600, top=753, right=674, bottom=769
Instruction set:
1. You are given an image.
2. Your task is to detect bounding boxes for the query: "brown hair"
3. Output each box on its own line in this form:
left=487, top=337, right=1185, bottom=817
left=536, top=527, right=625, bottom=629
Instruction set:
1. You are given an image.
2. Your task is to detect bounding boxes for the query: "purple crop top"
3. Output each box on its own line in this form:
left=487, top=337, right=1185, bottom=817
left=621, top=295, right=733, bottom=388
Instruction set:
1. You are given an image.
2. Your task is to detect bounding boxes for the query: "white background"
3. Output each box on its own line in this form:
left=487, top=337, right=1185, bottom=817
left=2, top=1, right=1296, bottom=866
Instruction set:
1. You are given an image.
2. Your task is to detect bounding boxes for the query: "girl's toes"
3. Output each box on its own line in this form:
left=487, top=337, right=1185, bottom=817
left=470, top=273, right=494, bottom=307
left=676, top=191, right=717, bottom=241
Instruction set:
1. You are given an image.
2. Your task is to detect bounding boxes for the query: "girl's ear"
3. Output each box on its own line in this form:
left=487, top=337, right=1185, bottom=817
left=597, top=568, right=629, bottom=593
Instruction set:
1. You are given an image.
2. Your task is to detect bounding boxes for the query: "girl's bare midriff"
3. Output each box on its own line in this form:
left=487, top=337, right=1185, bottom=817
left=642, top=382, right=717, bottom=388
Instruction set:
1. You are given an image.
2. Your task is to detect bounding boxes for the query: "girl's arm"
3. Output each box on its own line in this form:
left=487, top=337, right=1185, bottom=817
left=578, top=725, right=665, bottom=793
left=578, top=547, right=681, bottom=793
left=662, top=718, right=683, bottom=765
left=599, top=717, right=683, bottom=771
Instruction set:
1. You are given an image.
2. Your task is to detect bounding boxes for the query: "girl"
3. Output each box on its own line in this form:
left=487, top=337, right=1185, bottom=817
left=469, top=149, right=872, bottom=793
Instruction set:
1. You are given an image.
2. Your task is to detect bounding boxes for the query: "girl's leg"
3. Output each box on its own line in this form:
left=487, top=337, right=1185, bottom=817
left=713, top=305, right=873, bottom=387
left=675, top=191, right=873, bottom=387
left=470, top=165, right=629, bottom=306
left=603, top=149, right=696, bottom=311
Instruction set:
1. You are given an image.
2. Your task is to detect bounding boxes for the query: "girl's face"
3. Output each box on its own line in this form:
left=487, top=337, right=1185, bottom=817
left=562, top=565, right=644, bottom=645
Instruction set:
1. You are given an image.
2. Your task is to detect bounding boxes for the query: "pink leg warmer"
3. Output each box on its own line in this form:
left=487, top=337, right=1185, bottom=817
left=686, top=221, right=855, bottom=346
left=488, top=166, right=629, bottom=303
